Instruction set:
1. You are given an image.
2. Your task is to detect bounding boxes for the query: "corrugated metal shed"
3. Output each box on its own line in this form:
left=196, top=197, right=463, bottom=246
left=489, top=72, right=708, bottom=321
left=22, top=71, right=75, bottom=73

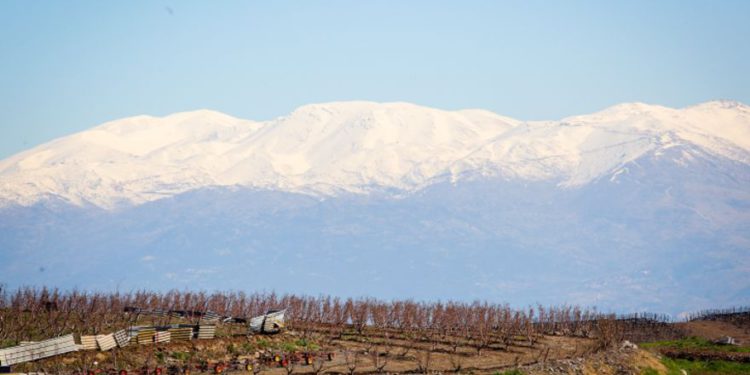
left=96, top=334, right=117, bottom=351
left=114, top=329, right=130, bottom=348
left=197, top=325, right=216, bottom=340
left=168, top=327, right=193, bottom=341
left=154, top=331, right=171, bottom=344
left=137, top=328, right=156, bottom=345
left=201, top=312, right=220, bottom=323
left=80, top=335, right=98, bottom=351
left=0, top=334, right=78, bottom=366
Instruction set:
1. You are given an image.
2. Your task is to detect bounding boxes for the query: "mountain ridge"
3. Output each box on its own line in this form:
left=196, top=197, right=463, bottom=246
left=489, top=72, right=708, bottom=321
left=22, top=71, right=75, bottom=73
left=1, top=100, right=748, bottom=209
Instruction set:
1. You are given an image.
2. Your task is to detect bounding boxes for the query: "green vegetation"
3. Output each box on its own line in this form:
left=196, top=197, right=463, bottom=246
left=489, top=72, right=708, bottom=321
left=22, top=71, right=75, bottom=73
left=155, top=351, right=166, bottom=364
left=294, top=338, right=321, bottom=351
left=641, top=338, right=750, bottom=374
left=660, top=357, right=750, bottom=374
left=641, top=368, right=659, bottom=375
left=241, top=341, right=256, bottom=353
left=280, top=341, right=298, bottom=352
left=226, top=343, right=238, bottom=355
left=256, top=338, right=270, bottom=349
left=170, top=351, right=192, bottom=362
left=641, top=337, right=750, bottom=353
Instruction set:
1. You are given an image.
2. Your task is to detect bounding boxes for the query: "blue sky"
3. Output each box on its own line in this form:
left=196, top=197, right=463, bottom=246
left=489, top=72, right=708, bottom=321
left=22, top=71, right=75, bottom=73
left=0, top=0, right=748, bottom=158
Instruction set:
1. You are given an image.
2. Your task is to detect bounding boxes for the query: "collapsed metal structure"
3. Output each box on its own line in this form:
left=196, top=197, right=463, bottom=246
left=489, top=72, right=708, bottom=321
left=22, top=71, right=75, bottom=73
left=0, top=309, right=286, bottom=368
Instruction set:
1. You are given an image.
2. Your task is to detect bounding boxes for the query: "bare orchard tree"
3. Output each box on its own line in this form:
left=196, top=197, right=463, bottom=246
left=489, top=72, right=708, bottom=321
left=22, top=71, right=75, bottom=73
left=524, top=307, right=538, bottom=347
left=415, top=350, right=432, bottom=374
left=284, top=355, right=296, bottom=375
left=349, top=298, right=370, bottom=336
left=472, top=303, right=494, bottom=355
left=311, top=357, right=327, bottom=375
left=448, top=352, right=463, bottom=374
left=369, top=345, right=389, bottom=374
left=593, top=315, right=624, bottom=350
left=327, top=298, right=347, bottom=344
left=344, top=350, right=359, bottom=375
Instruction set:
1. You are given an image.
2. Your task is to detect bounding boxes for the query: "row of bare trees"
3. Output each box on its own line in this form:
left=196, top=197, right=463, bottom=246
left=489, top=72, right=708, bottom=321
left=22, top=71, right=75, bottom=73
left=283, top=296, right=604, bottom=353
left=685, top=306, right=750, bottom=328
left=0, top=286, right=682, bottom=350
left=0, top=286, right=286, bottom=342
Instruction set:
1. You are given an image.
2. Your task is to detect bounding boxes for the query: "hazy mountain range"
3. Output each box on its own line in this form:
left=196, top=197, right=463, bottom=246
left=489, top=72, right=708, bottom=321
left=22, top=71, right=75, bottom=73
left=1, top=100, right=749, bottom=316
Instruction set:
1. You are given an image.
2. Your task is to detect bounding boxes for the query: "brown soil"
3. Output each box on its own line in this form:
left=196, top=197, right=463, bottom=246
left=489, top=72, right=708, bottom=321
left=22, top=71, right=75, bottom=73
left=16, top=320, right=750, bottom=374
left=13, top=330, right=599, bottom=374
left=520, top=346, right=667, bottom=375
left=679, top=320, right=750, bottom=344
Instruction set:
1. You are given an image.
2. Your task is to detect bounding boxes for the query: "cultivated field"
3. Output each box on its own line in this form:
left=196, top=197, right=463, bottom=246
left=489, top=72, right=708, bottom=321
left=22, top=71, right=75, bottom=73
left=0, top=287, right=748, bottom=374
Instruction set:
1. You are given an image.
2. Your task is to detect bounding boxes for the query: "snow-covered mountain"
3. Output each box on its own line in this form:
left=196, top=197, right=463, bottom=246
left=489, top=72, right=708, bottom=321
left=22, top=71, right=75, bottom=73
left=2, top=100, right=748, bottom=208
left=1, top=100, right=749, bottom=315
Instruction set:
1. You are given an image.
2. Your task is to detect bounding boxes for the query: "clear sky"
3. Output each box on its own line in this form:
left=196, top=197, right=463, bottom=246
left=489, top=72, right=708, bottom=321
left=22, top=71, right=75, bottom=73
left=1, top=0, right=748, bottom=158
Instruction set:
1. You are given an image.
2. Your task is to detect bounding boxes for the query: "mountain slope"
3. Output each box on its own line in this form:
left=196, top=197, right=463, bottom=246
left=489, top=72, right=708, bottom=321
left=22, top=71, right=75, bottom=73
left=1, top=148, right=748, bottom=313
left=1, top=100, right=749, bottom=314
left=1, top=101, right=748, bottom=208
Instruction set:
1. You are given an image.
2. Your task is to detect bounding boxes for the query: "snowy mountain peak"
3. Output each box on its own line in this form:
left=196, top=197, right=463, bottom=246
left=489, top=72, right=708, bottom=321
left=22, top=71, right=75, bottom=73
left=599, top=101, right=672, bottom=113
left=690, top=99, right=748, bottom=110
left=0, top=101, right=748, bottom=208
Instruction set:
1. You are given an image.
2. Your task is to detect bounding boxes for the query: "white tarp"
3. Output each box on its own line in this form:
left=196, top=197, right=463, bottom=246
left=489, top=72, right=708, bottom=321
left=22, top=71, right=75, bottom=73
left=249, top=310, right=286, bottom=334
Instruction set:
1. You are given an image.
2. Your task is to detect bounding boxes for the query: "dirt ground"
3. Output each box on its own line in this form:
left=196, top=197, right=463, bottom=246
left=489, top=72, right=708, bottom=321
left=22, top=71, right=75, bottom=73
left=14, top=330, right=597, bottom=374
left=12, top=319, right=750, bottom=374
left=679, top=320, right=750, bottom=344
left=521, top=345, right=668, bottom=375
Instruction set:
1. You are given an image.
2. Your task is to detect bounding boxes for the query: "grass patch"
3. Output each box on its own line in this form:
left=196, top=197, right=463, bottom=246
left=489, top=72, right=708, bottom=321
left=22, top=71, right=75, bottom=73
left=294, top=338, right=321, bottom=351
left=641, top=337, right=750, bottom=353
left=155, top=351, right=166, bottom=364
left=280, top=341, right=298, bottom=352
left=170, top=351, right=192, bottom=362
left=661, top=357, right=750, bottom=374
left=256, top=338, right=270, bottom=349
left=241, top=341, right=257, bottom=354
